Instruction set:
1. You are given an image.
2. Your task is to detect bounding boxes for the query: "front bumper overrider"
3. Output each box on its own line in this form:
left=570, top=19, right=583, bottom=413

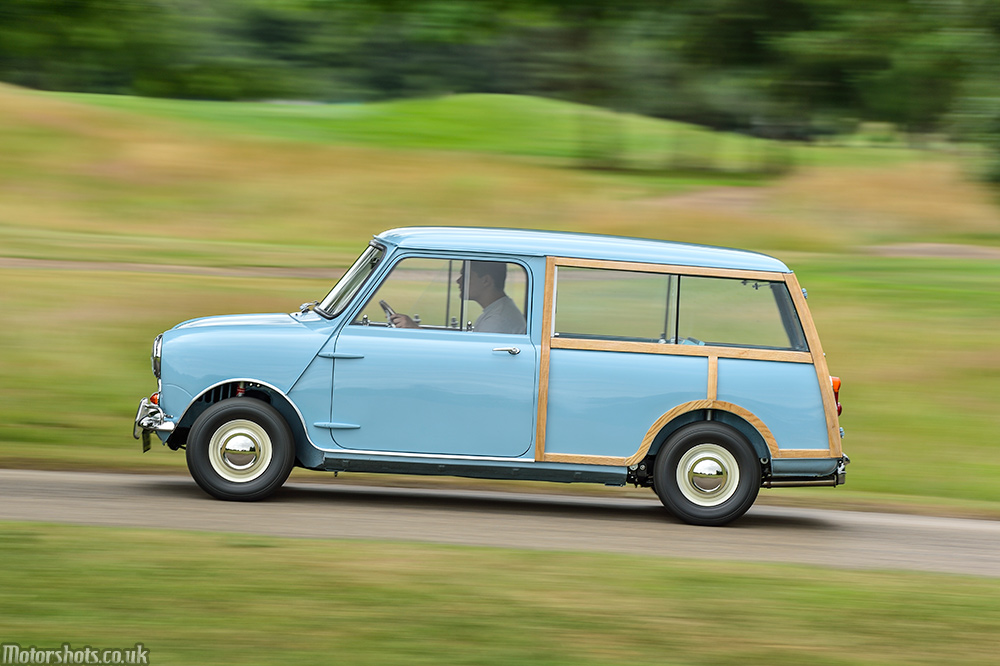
left=133, top=397, right=175, bottom=451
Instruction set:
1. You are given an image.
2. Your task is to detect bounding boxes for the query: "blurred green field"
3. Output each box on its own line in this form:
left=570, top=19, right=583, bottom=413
left=1, top=83, right=999, bottom=513
left=2, top=522, right=999, bottom=666
left=56, top=90, right=922, bottom=171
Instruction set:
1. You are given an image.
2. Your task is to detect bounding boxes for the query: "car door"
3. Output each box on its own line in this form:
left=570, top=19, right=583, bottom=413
left=328, top=255, right=536, bottom=458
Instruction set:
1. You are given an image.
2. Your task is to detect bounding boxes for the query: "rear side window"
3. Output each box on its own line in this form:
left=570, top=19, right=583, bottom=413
left=554, top=267, right=676, bottom=343
left=553, top=266, right=806, bottom=351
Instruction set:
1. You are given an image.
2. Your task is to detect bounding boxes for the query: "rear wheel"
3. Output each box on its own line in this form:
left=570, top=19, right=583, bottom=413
left=186, top=398, right=294, bottom=501
left=654, top=422, right=761, bottom=526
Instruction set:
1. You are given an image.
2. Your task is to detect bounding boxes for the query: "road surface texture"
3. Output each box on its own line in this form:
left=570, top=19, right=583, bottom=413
left=2, top=469, right=998, bottom=577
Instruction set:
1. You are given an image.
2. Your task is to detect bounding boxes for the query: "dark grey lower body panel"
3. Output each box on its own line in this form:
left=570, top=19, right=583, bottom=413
left=321, top=455, right=627, bottom=486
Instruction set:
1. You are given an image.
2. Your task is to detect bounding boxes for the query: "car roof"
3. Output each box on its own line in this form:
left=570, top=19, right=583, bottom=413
left=375, top=226, right=791, bottom=273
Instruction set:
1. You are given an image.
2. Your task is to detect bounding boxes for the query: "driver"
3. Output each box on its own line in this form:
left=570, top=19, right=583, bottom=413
left=391, top=261, right=526, bottom=335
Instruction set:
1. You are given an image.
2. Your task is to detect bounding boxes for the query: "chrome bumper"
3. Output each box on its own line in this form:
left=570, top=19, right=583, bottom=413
left=133, top=398, right=175, bottom=451
left=762, top=454, right=850, bottom=489
left=837, top=453, right=850, bottom=485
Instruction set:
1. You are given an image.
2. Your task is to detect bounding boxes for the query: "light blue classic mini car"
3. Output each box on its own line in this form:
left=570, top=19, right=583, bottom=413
left=134, top=227, right=847, bottom=526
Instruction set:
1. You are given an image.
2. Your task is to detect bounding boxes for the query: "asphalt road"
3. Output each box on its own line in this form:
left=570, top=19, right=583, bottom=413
left=3, top=469, right=998, bottom=578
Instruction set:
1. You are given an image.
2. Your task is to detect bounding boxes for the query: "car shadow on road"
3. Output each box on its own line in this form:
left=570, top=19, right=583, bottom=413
left=736, top=511, right=832, bottom=530
left=269, top=481, right=836, bottom=530
left=145, top=475, right=835, bottom=529
left=280, top=482, right=669, bottom=519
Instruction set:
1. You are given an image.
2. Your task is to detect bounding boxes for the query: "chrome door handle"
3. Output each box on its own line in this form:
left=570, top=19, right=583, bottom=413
left=492, top=347, right=520, bottom=355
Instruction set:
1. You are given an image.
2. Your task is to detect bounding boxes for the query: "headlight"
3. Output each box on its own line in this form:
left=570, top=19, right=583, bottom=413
left=151, top=334, right=163, bottom=379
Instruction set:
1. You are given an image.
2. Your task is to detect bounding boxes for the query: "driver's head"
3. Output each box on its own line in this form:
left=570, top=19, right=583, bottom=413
left=468, top=261, right=506, bottom=291
left=458, top=261, right=507, bottom=302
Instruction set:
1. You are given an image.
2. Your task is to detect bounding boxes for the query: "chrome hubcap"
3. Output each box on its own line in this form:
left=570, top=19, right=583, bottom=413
left=690, top=458, right=726, bottom=493
left=208, top=419, right=273, bottom=483
left=676, top=443, right=740, bottom=506
left=223, top=434, right=259, bottom=470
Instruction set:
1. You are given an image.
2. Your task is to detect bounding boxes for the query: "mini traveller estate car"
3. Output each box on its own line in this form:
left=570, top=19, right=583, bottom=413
left=134, top=227, right=847, bottom=526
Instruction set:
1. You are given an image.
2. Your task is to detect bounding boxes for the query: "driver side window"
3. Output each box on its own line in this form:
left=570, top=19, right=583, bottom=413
left=353, top=257, right=528, bottom=334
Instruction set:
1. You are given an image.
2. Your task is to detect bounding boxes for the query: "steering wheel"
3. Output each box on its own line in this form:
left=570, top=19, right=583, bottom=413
left=379, top=300, right=397, bottom=327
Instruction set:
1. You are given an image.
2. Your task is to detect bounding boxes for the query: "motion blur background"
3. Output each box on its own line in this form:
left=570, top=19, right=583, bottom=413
left=5, top=0, right=1000, bottom=173
left=0, top=0, right=1000, bottom=166
left=1, top=2, right=999, bottom=664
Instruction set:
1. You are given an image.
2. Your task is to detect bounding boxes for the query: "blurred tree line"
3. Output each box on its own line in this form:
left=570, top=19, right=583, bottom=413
left=3, top=0, right=1000, bottom=174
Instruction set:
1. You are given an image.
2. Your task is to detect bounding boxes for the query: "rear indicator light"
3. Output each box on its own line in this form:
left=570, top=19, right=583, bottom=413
left=830, top=376, right=842, bottom=416
left=150, top=392, right=160, bottom=406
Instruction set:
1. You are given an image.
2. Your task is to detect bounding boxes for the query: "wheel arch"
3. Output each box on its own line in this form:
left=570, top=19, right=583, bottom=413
left=171, top=379, right=319, bottom=468
left=639, top=400, right=775, bottom=465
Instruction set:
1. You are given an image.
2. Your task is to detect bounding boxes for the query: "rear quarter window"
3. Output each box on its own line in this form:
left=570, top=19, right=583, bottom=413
left=677, top=276, right=807, bottom=350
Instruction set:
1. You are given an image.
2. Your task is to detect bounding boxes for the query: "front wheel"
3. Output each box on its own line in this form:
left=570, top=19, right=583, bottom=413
left=653, top=422, right=761, bottom=526
left=186, top=398, right=295, bottom=501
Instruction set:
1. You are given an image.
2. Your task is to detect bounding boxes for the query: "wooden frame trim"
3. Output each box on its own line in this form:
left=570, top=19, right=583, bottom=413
left=785, top=272, right=842, bottom=458
left=533, top=257, right=842, bottom=465
left=549, top=338, right=813, bottom=363
left=643, top=400, right=781, bottom=460
left=534, top=256, right=557, bottom=462
left=707, top=356, right=719, bottom=401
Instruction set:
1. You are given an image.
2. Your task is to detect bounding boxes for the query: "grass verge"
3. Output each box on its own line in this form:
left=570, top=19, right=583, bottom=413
left=2, top=522, right=999, bottom=666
